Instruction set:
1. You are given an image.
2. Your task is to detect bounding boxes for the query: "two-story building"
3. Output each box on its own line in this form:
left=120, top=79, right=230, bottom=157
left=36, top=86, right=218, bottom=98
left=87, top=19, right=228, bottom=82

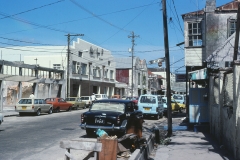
left=4, top=38, right=116, bottom=98
left=114, top=57, right=148, bottom=97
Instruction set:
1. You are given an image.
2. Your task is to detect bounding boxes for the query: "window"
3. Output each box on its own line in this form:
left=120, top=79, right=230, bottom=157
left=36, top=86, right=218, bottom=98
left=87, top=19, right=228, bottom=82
left=188, top=22, right=202, bottom=46
left=93, top=68, right=97, bottom=77
left=108, top=61, right=111, bottom=66
left=78, top=51, right=82, bottom=57
left=105, top=69, right=108, bottom=78
left=53, top=64, right=61, bottom=70
left=110, top=70, right=114, bottom=79
left=228, top=19, right=237, bottom=37
left=81, top=63, right=87, bottom=75
left=138, top=73, right=140, bottom=85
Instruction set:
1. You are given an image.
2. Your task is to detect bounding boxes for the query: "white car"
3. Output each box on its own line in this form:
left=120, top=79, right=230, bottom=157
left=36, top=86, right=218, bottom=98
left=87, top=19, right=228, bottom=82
left=0, top=113, right=3, bottom=125
left=95, top=94, right=108, bottom=100
left=81, top=96, right=93, bottom=108
left=15, top=98, right=53, bottom=116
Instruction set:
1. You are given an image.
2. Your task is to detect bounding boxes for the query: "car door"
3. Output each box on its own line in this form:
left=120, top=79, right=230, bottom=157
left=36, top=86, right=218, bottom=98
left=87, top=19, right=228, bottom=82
left=77, top=98, right=85, bottom=108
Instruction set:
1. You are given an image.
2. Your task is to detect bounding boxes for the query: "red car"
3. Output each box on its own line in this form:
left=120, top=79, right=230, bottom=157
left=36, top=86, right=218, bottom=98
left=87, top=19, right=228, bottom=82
left=126, top=97, right=138, bottom=105
left=45, top=98, right=72, bottom=112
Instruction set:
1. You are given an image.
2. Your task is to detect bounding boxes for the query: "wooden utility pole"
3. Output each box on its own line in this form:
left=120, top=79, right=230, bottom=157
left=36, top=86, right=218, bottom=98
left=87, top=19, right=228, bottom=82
left=128, top=31, right=139, bottom=98
left=162, top=0, right=172, bottom=136
left=66, top=34, right=84, bottom=98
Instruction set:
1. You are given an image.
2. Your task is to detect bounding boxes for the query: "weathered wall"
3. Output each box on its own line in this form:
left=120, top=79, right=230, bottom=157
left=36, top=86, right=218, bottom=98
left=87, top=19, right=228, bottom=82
left=210, top=65, right=240, bottom=159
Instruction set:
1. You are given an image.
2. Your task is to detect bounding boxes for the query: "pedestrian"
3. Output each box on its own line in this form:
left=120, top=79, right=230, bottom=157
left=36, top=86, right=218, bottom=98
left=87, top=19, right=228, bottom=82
left=91, top=93, right=96, bottom=101
left=29, top=92, right=35, bottom=98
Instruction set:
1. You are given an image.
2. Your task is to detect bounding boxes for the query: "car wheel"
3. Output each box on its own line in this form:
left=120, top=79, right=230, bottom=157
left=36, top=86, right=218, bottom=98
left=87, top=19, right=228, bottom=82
left=155, top=114, right=160, bottom=120
left=36, top=109, right=41, bottom=116
left=56, top=108, right=60, bottom=113
left=48, top=108, right=53, bottom=114
left=179, top=108, right=182, bottom=113
left=160, top=112, right=163, bottom=118
left=67, top=106, right=72, bottom=111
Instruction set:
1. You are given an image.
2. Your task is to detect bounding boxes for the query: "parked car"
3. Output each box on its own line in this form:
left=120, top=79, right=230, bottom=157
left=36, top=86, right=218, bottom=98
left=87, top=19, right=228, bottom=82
left=126, top=97, right=138, bottom=105
left=65, top=97, right=86, bottom=110
left=172, top=94, right=185, bottom=104
left=95, top=94, right=108, bottom=100
left=0, top=112, right=3, bottom=125
left=80, top=99, right=142, bottom=136
left=45, top=98, right=72, bottom=112
left=15, top=98, right=53, bottom=116
left=112, top=95, right=121, bottom=99
left=162, top=97, right=186, bottom=114
left=81, top=96, right=93, bottom=108
left=138, top=94, right=164, bottom=120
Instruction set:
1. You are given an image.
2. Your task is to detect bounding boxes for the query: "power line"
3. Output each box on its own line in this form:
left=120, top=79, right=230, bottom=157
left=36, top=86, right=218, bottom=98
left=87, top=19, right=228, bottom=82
left=0, top=0, right=65, bottom=20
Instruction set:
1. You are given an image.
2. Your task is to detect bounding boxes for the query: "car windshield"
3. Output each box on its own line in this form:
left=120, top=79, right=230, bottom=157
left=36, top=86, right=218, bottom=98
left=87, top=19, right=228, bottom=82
left=139, top=96, right=156, bottom=104
left=162, top=99, right=166, bottom=103
left=65, top=98, right=76, bottom=101
left=173, top=95, right=183, bottom=100
left=81, top=97, right=89, bottom=100
left=45, top=98, right=55, bottom=101
left=95, top=95, right=101, bottom=98
left=18, top=99, right=32, bottom=104
left=91, top=102, right=125, bottom=113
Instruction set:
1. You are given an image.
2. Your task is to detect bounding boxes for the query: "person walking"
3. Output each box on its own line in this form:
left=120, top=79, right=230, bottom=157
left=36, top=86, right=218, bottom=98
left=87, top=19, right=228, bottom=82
left=29, top=92, right=35, bottom=98
left=91, top=93, right=96, bottom=102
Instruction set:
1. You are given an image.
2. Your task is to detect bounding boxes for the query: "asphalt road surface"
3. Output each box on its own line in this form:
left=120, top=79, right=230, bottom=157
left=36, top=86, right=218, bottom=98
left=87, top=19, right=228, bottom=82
left=0, top=109, right=89, bottom=160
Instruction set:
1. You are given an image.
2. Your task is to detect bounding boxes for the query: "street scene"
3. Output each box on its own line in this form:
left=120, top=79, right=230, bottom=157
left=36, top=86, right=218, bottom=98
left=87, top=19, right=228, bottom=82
left=0, top=0, right=240, bottom=159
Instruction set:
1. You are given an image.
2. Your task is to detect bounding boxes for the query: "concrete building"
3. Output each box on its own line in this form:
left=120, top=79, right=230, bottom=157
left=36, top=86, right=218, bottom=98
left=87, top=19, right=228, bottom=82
left=114, top=57, right=148, bottom=97
left=20, top=38, right=116, bottom=98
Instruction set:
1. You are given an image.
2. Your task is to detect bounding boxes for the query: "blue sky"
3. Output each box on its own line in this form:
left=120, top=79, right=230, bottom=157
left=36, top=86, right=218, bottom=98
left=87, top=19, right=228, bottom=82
left=0, top=0, right=227, bottom=73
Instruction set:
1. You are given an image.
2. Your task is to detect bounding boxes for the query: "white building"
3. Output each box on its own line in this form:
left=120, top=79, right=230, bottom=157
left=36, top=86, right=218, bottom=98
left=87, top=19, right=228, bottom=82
left=3, top=38, right=116, bottom=98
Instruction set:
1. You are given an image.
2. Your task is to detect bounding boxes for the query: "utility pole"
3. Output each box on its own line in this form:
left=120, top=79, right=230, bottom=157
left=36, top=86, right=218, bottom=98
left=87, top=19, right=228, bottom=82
left=66, top=33, right=84, bottom=98
left=162, top=0, right=172, bottom=136
left=128, top=31, right=139, bottom=98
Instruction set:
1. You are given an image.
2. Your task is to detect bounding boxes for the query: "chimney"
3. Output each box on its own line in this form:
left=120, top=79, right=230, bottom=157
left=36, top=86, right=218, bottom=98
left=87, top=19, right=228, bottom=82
left=205, top=0, right=216, bottom=12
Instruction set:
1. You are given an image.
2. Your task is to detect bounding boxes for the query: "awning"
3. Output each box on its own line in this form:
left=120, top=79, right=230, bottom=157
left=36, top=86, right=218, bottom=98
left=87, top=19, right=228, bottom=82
left=189, top=68, right=208, bottom=80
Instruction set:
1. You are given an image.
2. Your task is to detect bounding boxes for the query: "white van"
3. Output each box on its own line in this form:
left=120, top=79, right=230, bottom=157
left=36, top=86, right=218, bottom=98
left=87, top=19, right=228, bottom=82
left=138, top=94, right=164, bottom=120
left=95, top=94, right=108, bottom=100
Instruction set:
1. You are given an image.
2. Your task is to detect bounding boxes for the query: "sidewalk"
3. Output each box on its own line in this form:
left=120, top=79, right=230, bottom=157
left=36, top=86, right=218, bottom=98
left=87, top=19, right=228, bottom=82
left=154, top=124, right=234, bottom=160
left=2, top=105, right=19, bottom=117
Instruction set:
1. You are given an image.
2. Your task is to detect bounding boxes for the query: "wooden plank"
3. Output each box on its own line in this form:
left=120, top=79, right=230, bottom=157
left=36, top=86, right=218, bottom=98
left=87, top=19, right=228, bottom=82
left=98, top=139, right=117, bottom=160
left=60, top=140, right=102, bottom=152
left=69, top=138, right=98, bottom=142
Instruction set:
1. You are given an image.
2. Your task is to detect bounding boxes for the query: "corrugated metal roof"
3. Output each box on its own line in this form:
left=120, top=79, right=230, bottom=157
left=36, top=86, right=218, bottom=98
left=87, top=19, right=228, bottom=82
left=114, top=57, right=137, bottom=69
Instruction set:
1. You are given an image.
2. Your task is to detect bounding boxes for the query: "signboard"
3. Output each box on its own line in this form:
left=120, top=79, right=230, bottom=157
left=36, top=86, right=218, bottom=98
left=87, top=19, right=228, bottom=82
left=175, top=74, right=186, bottom=82
left=189, top=68, right=208, bottom=80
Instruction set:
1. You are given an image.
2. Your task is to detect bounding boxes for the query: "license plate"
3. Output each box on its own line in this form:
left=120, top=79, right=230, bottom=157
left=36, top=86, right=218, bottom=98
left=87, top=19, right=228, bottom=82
left=95, top=118, right=105, bottom=124
left=22, top=106, right=27, bottom=110
left=144, top=108, right=150, bottom=111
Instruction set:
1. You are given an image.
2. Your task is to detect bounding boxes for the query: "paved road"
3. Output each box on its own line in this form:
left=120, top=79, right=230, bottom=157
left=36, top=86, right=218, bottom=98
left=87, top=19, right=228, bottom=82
left=0, top=109, right=89, bottom=160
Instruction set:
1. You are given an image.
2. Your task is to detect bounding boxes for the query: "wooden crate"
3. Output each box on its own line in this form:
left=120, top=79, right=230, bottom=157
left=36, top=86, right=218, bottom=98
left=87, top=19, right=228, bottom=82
left=98, top=138, right=118, bottom=160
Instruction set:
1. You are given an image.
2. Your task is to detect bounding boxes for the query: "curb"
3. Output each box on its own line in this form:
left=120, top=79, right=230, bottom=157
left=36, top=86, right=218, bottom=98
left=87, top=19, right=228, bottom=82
left=129, top=134, right=155, bottom=160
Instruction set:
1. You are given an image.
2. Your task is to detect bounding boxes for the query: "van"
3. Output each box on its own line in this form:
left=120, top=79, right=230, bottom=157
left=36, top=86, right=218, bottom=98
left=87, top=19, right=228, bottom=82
left=95, top=94, right=108, bottom=100
left=138, top=94, right=164, bottom=120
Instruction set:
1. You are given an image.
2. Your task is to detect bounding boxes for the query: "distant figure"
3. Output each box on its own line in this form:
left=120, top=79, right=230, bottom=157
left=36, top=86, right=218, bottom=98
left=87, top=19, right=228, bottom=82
left=29, top=92, right=35, bottom=98
left=91, top=93, right=96, bottom=101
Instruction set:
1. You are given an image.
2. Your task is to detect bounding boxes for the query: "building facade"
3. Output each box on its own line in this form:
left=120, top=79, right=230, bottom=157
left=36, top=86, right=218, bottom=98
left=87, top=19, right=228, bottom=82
left=24, top=38, right=116, bottom=98
left=114, top=57, right=148, bottom=97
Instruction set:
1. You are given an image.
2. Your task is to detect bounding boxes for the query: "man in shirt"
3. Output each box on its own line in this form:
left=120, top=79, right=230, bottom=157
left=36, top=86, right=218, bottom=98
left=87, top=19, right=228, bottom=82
left=29, top=92, right=35, bottom=98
